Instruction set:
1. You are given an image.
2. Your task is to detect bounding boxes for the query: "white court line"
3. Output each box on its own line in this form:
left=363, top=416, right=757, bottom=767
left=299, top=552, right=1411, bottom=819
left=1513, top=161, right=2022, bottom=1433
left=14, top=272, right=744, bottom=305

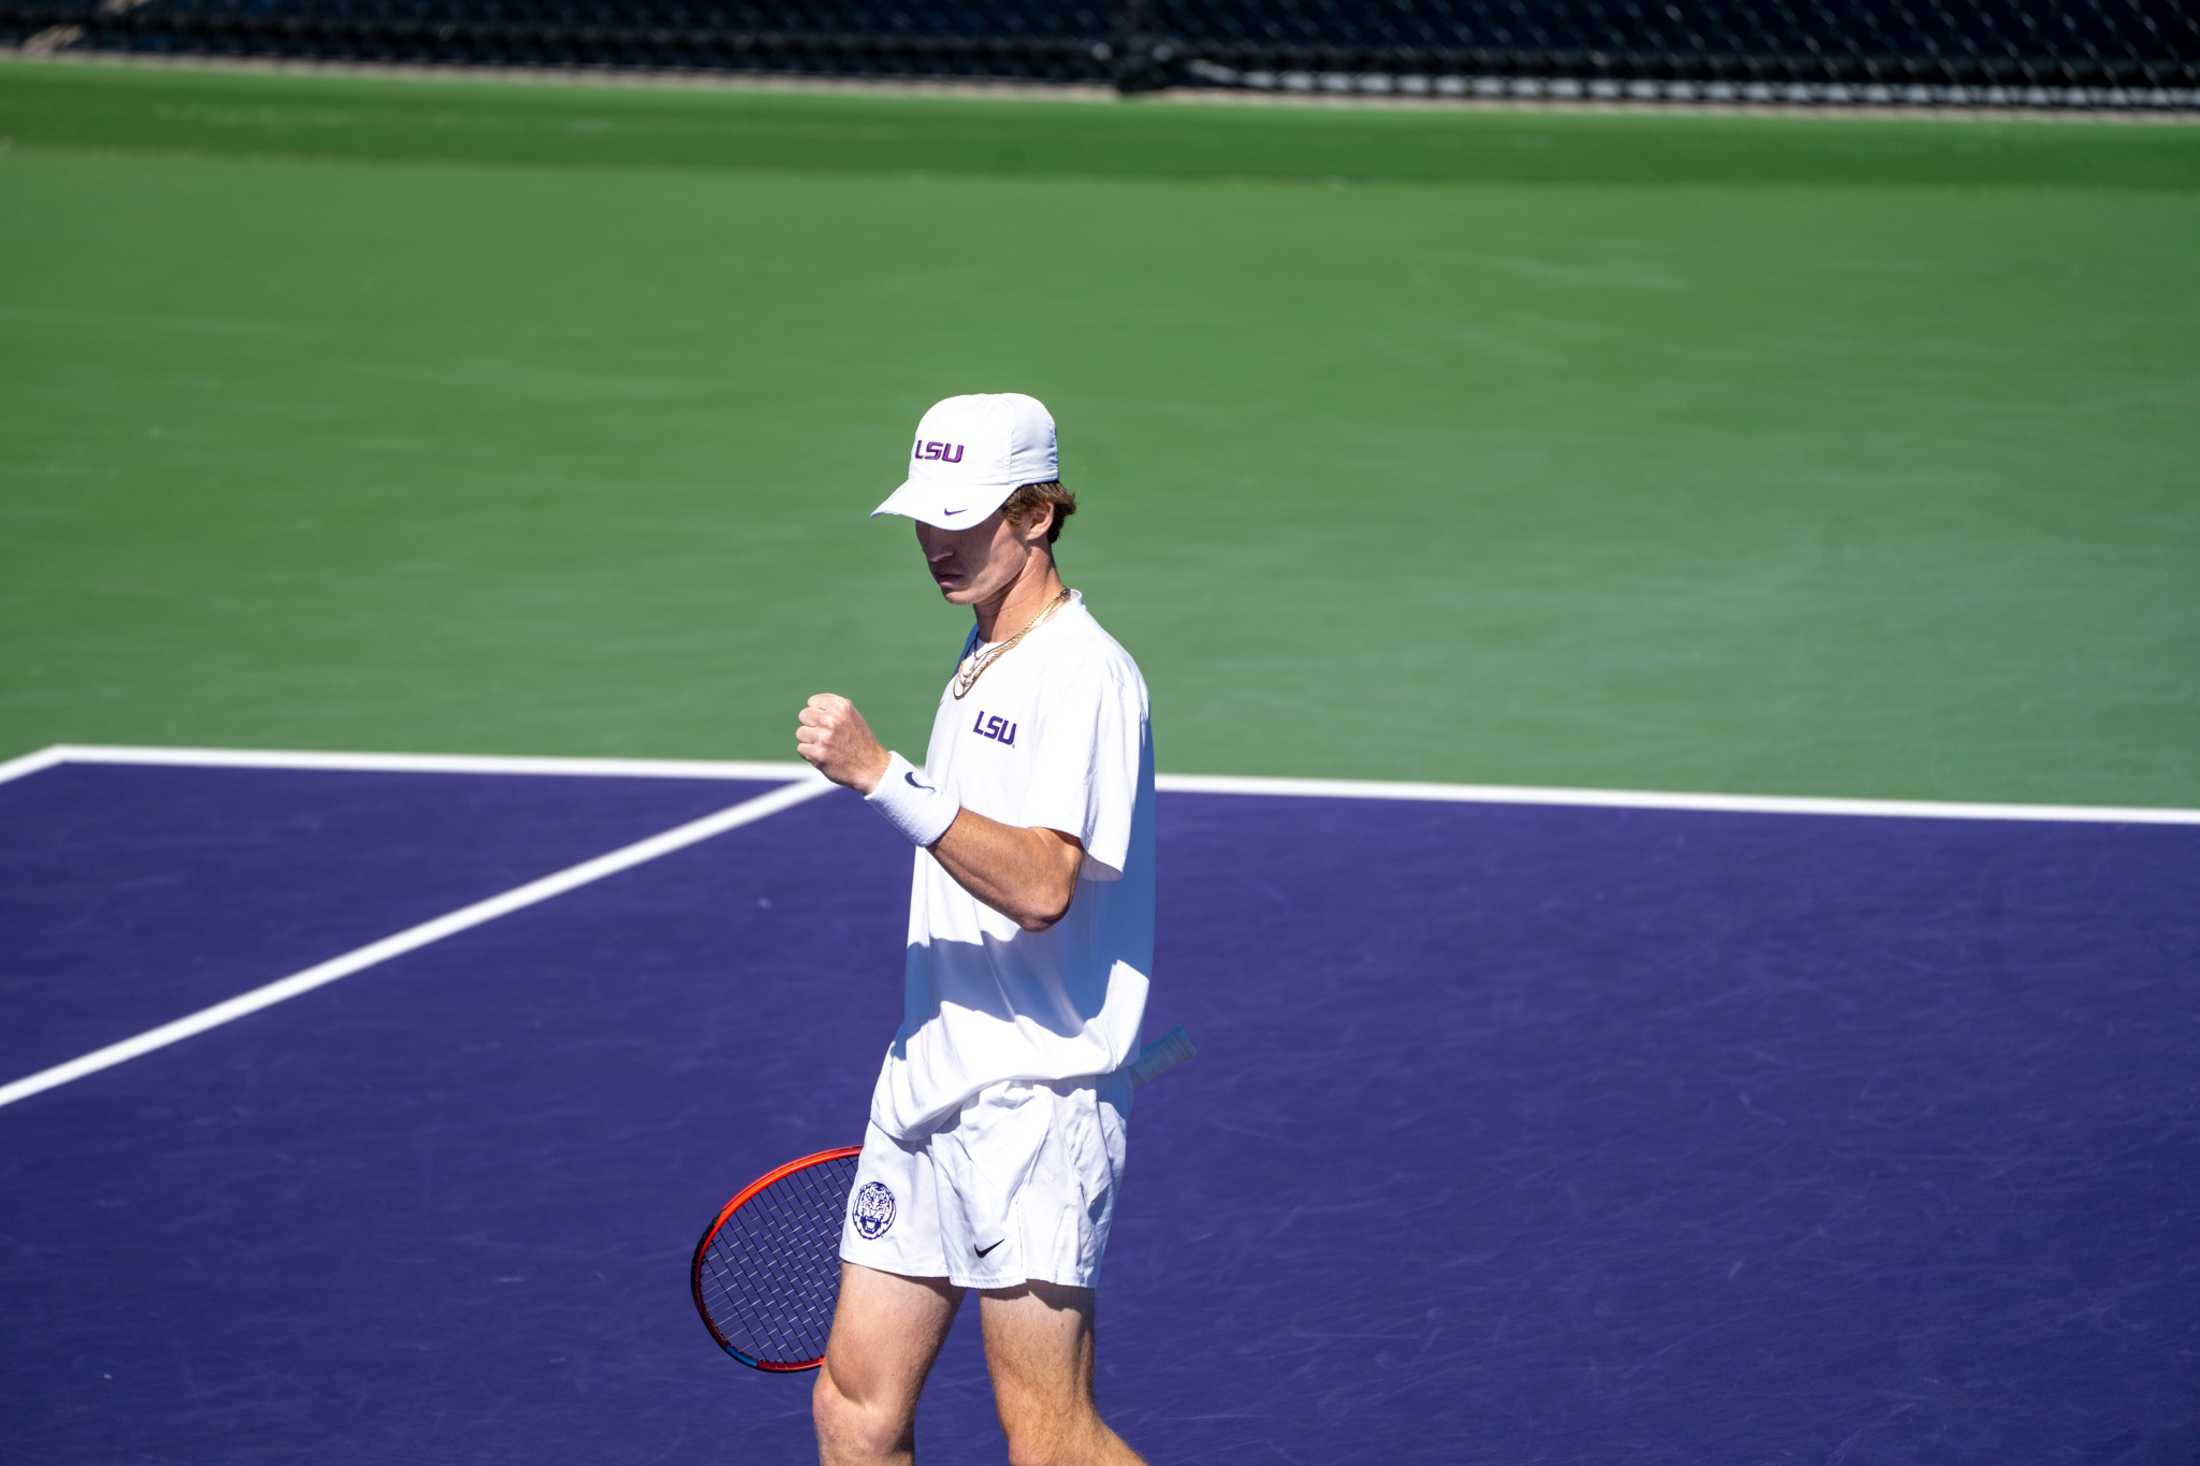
left=0, top=745, right=67, bottom=787
left=49, top=743, right=806, bottom=783
left=0, top=773, right=834, bottom=1110
left=1154, top=772, right=2200, bottom=826
left=34, top=742, right=2200, bottom=825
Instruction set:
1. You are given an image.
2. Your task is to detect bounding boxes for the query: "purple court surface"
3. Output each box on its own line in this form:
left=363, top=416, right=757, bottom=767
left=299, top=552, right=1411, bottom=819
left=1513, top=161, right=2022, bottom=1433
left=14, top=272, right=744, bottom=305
left=2, top=754, right=2196, bottom=1466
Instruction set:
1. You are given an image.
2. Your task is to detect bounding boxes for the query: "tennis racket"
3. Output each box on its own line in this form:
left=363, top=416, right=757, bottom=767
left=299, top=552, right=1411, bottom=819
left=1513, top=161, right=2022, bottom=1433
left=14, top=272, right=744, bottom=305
left=691, top=1025, right=1197, bottom=1371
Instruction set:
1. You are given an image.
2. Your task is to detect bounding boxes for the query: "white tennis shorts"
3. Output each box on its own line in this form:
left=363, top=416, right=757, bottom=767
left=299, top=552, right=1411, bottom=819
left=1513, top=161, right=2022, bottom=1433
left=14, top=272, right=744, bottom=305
left=839, top=1071, right=1131, bottom=1291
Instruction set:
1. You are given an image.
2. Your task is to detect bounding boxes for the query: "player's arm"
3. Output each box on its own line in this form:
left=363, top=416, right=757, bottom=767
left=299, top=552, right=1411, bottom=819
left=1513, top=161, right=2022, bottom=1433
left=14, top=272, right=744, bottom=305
left=796, top=693, right=1082, bottom=932
left=925, top=812, right=1081, bottom=933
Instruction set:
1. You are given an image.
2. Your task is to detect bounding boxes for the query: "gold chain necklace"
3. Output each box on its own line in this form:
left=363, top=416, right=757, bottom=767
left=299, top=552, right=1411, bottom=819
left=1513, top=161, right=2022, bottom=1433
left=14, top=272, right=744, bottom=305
left=952, top=588, right=1072, bottom=700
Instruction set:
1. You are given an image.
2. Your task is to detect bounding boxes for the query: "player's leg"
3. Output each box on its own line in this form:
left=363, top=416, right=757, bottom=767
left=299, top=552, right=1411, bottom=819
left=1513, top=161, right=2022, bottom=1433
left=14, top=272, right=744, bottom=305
left=813, top=1262, right=962, bottom=1466
left=979, top=1281, right=1146, bottom=1466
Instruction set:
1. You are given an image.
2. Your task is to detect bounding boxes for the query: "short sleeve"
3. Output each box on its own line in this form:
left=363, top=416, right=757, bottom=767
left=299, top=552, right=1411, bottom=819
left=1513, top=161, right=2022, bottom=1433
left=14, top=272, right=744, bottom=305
left=1018, top=658, right=1147, bottom=881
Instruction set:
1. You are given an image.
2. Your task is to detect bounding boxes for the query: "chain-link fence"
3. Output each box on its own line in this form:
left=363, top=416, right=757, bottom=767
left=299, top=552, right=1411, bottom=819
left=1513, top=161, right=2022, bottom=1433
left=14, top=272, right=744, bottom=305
left=8, top=0, right=2196, bottom=110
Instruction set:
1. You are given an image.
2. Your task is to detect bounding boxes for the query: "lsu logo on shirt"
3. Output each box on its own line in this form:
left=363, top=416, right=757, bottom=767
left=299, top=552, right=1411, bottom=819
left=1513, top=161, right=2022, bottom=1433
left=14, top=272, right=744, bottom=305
left=971, top=710, right=1017, bottom=747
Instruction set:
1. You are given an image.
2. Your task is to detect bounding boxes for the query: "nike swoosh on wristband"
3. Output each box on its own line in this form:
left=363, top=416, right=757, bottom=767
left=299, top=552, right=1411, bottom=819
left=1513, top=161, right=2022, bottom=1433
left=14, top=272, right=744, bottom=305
left=905, top=771, right=935, bottom=792
left=974, top=1239, right=1004, bottom=1258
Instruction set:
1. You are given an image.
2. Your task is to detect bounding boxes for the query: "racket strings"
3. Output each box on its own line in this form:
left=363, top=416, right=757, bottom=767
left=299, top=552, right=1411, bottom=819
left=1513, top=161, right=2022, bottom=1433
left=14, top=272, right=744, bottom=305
left=698, top=1154, right=856, bottom=1365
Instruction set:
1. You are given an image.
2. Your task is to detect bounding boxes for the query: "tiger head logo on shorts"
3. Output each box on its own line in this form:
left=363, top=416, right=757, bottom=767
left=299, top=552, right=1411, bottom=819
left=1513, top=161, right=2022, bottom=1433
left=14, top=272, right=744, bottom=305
left=851, top=1181, right=896, bottom=1240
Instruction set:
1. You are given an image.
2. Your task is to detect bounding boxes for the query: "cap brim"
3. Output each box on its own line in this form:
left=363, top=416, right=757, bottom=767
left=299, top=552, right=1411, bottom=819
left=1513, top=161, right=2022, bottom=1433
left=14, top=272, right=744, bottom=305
left=869, top=479, right=1019, bottom=531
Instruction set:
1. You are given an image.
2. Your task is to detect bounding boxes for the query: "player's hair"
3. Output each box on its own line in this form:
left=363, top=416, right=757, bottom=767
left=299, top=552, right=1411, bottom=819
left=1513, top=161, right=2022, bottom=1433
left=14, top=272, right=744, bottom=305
left=1002, top=481, right=1077, bottom=546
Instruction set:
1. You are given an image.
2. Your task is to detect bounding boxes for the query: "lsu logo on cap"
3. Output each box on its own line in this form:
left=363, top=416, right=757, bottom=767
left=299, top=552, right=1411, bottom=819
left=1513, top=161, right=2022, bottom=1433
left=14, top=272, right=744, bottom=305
left=851, top=1181, right=896, bottom=1240
left=873, top=394, right=1058, bottom=528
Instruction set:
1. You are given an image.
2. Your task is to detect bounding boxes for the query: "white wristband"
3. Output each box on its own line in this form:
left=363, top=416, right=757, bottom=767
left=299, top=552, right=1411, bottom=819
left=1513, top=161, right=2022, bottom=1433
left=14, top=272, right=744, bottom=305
left=864, top=751, right=959, bottom=848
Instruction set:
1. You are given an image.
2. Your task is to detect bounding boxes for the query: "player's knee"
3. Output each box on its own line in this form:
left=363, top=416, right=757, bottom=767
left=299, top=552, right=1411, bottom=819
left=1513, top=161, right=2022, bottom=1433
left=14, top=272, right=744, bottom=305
left=812, top=1364, right=910, bottom=1462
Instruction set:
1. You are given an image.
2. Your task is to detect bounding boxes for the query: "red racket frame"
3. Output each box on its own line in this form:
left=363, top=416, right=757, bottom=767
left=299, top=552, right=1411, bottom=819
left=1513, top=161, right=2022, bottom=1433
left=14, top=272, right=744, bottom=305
left=690, top=1144, right=862, bottom=1371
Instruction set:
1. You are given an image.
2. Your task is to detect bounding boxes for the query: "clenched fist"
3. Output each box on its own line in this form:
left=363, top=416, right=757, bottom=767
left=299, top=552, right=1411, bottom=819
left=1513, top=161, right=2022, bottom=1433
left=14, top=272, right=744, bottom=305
left=796, top=693, right=890, bottom=793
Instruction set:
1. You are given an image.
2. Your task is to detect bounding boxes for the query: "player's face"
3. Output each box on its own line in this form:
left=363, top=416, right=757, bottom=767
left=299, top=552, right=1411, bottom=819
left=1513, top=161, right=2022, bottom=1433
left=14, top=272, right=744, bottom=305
left=914, top=511, right=1034, bottom=606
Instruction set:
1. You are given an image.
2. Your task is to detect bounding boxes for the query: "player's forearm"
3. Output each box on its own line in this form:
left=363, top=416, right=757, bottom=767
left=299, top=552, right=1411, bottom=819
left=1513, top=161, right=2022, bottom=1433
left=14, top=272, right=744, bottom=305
left=929, top=809, right=1080, bottom=934
left=793, top=694, right=1079, bottom=929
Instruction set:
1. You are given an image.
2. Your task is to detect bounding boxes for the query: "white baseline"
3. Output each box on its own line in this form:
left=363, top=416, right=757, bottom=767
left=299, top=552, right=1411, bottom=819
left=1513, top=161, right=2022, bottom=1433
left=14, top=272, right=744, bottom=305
left=0, top=772, right=835, bottom=1110
left=20, top=742, right=2200, bottom=824
left=0, top=746, right=67, bottom=788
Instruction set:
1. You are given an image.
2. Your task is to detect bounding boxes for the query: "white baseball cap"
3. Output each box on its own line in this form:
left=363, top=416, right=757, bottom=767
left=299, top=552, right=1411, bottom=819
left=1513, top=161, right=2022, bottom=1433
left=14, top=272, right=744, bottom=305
left=871, top=392, right=1059, bottom=530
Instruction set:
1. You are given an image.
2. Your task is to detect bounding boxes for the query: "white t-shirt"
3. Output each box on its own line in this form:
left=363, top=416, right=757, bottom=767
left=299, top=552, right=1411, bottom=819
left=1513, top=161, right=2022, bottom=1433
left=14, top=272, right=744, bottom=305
left=868, top=590, right=1156, bottom=1141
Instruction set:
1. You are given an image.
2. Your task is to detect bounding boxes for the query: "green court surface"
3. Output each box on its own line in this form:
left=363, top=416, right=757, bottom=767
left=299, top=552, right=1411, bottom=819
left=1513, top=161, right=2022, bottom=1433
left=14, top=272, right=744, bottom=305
left=4, top=62, right=2197, bottom=805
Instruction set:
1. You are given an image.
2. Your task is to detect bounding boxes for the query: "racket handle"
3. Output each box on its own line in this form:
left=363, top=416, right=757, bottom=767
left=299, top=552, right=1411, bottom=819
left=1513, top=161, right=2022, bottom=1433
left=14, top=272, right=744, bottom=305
left=1125, top=1025, right=1196, bottom=1089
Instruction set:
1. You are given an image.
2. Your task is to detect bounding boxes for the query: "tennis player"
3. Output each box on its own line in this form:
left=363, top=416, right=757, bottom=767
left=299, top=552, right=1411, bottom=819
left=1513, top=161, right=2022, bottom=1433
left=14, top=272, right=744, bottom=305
left=794, top=392, right=1155, bottom=1466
